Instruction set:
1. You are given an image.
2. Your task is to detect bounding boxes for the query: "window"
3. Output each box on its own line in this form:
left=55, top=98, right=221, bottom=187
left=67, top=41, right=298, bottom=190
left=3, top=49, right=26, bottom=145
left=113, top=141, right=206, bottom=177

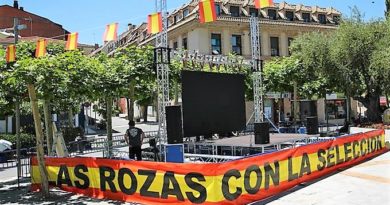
left=215, top=4, right=222, bottom=16
left=230, top=6, right=240, bottom=17
left=270, top=37, right=279, bottom=56
left=318, top=14, right=326, bottom=24
left=231, top=35, right=242, bottom=55
left=142, top=31, right=147, bottom=39
left=173, top=42, right=178, bottom=50
left=333, top=15, right=340, bottom=25
left=183, top=37, right=187, bottom=50
left=286, top=11, right=294, bottom=21
left=302, top=13, right=311, bottom=22
left=173, top=15, right=177, bottom=24
left=268, top=9, right=277, bottom=20
left=183, top=9, right=189, bottom=17
left=288, top=37, right=294, bottom=55
left=211, top=33, right=222, bottom=55
left=249, top=8, right=258, bottom=17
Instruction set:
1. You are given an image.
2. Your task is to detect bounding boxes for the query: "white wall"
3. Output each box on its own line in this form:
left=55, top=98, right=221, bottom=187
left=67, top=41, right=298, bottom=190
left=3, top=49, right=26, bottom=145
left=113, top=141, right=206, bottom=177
left=0, top=120, right=5, bottom=133
left=350, top=127, right=390, bottom=143
left=188, top=28, right=209, bottom=54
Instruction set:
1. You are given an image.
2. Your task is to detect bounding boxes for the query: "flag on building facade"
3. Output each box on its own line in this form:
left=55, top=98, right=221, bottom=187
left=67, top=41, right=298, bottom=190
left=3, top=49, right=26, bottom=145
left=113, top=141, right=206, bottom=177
left=35, top=39, right=47, bottom=58
left=147, top=12, right=163, bottom=34
left=255, top=0, right=273, bottom=9
left=199, top=0, right=217, bottom=23
left=103, top=23, right=118, bottom=42
left=66, top=32, right=78, bottom=50
left=6, top=45, right=16, bottom=63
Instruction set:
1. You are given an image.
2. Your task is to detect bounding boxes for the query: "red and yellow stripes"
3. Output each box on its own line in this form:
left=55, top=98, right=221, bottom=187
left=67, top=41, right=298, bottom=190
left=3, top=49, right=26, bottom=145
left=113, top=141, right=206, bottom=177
left=6, top=45, right=16, bottom=63
left=255, top=0, right=273, bottom=9
left=35, top=39, right=47, bottom=58
left=199, top=0, right=217, bottom=23
left=66, top=32, right=78, bottom=51
left=148, top=12, right=163, bottom=34
left=103, top=23, right=118, bottom=42
left=31, top=130, right=387, bottom=205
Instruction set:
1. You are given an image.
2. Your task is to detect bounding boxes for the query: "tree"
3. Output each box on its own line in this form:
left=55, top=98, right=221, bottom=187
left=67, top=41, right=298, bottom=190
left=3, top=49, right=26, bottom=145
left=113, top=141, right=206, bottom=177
left=331, top=17, right=388, bottom=122
left=386, top=0, right=389, bottom=18
left=93, top=54, right=128, bottom=157
left=287, top=13, right=389, bottom=122
left=114, top=46, right=156, bottom=122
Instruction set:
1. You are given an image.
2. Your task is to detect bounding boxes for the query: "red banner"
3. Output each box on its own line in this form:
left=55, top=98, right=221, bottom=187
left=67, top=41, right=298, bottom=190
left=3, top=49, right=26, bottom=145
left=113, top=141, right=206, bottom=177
left=31, top=130, right=387, bottom=205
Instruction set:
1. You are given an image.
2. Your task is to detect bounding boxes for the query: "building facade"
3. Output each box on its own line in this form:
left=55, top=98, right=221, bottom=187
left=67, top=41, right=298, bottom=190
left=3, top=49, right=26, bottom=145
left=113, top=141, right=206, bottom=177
left=0, top=1, right=69, bottom=40
left=96, top=0, right=348, bottom=125
left=99, top=0, right=340, bottom=57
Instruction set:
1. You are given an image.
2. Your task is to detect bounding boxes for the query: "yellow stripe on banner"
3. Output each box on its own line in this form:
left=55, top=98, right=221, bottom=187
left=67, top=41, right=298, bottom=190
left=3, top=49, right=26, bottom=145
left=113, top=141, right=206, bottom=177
left=105, top=24, right=117, bottom=41
left=69, top=33, right=77, bottom=50
left=32, top=135, right=386, bottom=203
left=151, top=14, right=160, bottom=34
left=203, top=0, right=214, bottom=23
left=260, top=0, right=271, bottom=8
left=30, top=152, right=344, bottom=202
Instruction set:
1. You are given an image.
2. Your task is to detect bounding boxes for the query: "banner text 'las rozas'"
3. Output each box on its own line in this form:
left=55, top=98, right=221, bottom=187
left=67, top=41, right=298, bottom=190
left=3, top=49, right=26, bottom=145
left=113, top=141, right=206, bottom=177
left=31, top=130, right=388, bottom=205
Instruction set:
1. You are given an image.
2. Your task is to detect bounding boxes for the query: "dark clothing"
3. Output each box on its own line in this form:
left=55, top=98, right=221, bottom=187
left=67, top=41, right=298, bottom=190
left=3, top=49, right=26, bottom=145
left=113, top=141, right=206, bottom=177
left=126, top=126, right=144, bottom=161
left=126, top=127, right=143, bottom=147
left=129, top=146, right=142, bottom=161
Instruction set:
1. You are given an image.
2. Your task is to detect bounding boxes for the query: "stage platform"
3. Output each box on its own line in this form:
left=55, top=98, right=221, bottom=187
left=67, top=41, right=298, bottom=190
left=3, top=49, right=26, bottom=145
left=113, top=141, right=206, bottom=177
left=203, top=133, right=320, bottom=147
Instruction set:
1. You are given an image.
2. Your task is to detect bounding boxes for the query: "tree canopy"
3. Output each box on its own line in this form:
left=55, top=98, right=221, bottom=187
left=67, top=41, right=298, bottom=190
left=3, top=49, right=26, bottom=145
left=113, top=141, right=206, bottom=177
left=265, top=13, right=390, bottom=122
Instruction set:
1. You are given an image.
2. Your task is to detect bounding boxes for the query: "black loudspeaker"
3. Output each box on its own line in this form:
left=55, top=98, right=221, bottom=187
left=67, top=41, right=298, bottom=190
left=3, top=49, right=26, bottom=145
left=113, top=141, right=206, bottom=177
left=254, top=122, right=270, bottom=144
left=306, top=116, right=319, bottom=135
left=166, top=106, right=183, bottom=144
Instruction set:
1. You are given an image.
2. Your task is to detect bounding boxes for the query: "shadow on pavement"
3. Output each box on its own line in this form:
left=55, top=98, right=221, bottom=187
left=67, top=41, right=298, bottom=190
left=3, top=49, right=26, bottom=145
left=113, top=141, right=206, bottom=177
left=0, top=185, right=127, bottom=205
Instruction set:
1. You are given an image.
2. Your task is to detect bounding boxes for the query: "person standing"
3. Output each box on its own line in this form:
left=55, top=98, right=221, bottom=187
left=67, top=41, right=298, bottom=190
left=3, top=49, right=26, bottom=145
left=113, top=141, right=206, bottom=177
left=124, top=120, right=145, bottom=161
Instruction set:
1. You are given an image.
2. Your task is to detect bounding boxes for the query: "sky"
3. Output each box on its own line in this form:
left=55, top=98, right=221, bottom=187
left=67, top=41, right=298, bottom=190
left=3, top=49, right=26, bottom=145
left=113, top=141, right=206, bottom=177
left=1, top=0, right=386, bottom=45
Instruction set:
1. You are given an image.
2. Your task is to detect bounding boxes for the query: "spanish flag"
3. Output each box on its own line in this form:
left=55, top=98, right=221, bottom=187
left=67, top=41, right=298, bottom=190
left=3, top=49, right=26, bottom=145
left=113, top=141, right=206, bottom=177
left=103, top=23, right=118, bottom=42
left=255, top=0, right=273, bottom=9
left=199, top=0, right=217, bottom=23
left=35, top=39, right=47, bottom=58
left=6, top=45, right=16, bottom=63
left=147, top=12, right=163, bottom=34
left=66, top=32, right=78, bottom=51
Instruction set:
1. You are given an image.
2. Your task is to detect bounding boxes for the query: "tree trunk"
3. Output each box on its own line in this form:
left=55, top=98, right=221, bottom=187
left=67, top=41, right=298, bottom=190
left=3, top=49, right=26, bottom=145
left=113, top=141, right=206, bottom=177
left=43, top=100, right=53, bottom=156
left=27, top=84, right=49, bottom=197
left=143, top=105, right=148, bottom=122
left=346, top=96, right=351, bottom=123
left=128, top=82, right=135, bottom=121
left=154, top=93, right=159, bottom=122
left=173, top=82, right=179, bottom=105
left=293, top=81, right=299, bottom=123
left=68, top=109, right=74, bottom=128
left=5, top=115, right=8, bottom=134
left=106, top=97, right=113, bottom=158
left=366, top=95, right=382, bottom=123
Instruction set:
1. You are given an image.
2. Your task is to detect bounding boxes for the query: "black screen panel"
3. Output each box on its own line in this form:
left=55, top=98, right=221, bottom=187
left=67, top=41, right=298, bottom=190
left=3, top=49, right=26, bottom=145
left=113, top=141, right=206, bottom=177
left=181, top=71, right=246, bottom=137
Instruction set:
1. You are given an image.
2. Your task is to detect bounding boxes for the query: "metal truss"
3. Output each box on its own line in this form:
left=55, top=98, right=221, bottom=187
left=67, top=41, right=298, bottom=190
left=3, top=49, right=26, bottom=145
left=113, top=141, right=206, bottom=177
left=250, top=16, right=264, bottom=123
left=171, top=50, right=251, bottom=71
left=155, top=0, right=169, bottom=145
